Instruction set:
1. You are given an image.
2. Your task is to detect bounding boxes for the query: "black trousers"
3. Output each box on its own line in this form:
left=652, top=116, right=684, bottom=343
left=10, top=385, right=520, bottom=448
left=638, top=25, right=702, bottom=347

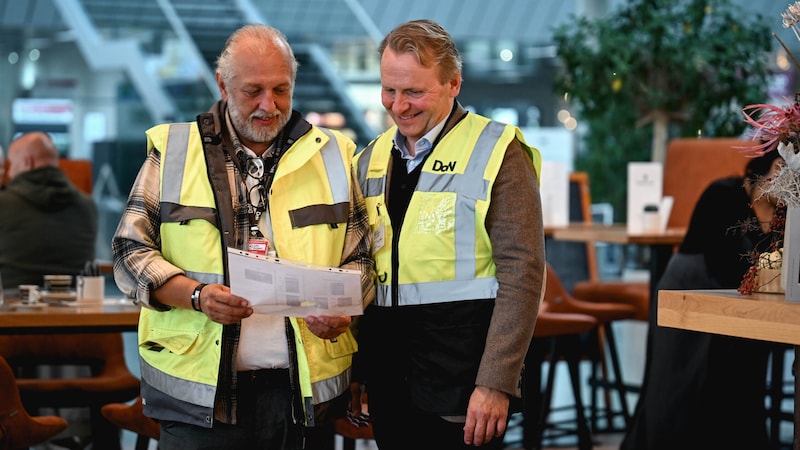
left=158, top=369, right=304, bottom=450
left=368, top=381, right=506, bottom=450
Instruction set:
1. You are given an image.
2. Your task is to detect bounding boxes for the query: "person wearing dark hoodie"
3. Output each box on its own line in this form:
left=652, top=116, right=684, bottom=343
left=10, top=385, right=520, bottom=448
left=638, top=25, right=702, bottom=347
left=0, top=131, right=97, bottom=289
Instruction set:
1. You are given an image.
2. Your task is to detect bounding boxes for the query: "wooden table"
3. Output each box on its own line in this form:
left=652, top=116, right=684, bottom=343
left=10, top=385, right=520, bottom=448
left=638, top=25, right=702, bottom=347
left=659, top=289, right=800, bottom=449
left=0, top=298, right=140, bottom=334
left=551, top=223, right=686, bottom=246
left=551, top=223, right=686, bottom=297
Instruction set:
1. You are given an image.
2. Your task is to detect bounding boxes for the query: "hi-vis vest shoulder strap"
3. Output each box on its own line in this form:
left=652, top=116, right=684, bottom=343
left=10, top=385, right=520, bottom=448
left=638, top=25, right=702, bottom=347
left=355, top=114, right=540, bottom=307
left=139, top=122, right=359, bottom=427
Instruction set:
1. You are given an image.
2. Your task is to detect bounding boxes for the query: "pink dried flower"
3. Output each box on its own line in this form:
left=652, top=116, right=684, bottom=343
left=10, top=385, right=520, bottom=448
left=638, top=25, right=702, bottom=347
left=739, top=99, right=800, bottom=157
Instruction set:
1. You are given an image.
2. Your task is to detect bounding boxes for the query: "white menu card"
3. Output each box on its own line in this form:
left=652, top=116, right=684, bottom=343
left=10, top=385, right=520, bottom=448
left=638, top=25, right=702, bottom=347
left=627, top=162, right=663, bottom=235
left=539, top=161, right=569, bottom=227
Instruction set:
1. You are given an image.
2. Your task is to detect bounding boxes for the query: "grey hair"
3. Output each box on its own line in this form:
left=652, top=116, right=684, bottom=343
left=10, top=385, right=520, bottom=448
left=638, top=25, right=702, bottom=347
left=216, top=24, right=298, bottom=85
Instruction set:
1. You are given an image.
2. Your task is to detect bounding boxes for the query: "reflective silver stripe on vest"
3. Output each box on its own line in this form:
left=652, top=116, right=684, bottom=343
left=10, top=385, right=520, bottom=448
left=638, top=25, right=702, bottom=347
left=312, top=366, right=351, bottom=406
left=319, top=128, right=349, bottom=204
left=140, top=356, right=217, bottom=408
left=416, top=120, right=505, bottom=281
left=363, top=175, right=385, bottom=199
left=185, top=270, right=224, bottom=285
left=375, top=277, right=498, bottom=306
left=356, top=140, right=386, bottom=198
left=162, top=123, right=191, bottom=204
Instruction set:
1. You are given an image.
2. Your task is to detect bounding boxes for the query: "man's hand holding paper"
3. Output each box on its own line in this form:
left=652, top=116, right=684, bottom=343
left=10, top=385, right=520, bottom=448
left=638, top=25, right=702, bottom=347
left=305, top=315, right=352, bottom=340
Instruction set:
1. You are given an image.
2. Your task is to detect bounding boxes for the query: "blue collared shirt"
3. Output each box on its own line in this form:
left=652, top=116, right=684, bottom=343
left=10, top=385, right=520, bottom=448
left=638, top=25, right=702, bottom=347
left=392, top=118, right=447, bottom=173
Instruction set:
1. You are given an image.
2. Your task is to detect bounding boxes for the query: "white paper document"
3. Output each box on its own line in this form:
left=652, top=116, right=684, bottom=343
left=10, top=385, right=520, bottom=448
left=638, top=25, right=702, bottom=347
left=539, top=161, right=570, bottom=227
left=227, top=248, right=364, bottom=317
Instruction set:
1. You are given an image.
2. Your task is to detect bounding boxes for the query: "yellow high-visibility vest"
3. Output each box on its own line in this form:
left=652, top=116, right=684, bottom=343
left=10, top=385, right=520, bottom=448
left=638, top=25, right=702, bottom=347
left=139, top=122, right=357, bottom=427
left=355, top=114, right=541, bottom=306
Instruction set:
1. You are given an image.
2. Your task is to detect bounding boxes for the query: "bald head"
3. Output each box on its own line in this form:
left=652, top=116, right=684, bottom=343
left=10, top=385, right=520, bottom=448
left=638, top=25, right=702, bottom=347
left=7, top=132, right=59, bottom=180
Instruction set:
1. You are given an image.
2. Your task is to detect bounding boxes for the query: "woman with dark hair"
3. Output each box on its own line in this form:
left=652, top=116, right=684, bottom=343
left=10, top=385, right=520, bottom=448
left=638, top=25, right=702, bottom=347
left=621, top=151, right=785, bottom=450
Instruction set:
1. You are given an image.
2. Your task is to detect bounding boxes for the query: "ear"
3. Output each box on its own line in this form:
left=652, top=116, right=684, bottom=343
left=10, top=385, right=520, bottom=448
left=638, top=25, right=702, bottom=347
left=216, top=72, right=229, bottom=101
left=448, top=73, right=462, bottom=98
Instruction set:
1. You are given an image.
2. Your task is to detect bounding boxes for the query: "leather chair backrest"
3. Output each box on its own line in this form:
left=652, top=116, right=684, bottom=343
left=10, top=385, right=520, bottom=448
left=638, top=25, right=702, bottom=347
left=663, top=138, right=756, bottom=229
left=0, top=333, right=128, bottom=378
left=58, top=159, right=93, bottom=194
left=1, top=158, right=92, bottom=193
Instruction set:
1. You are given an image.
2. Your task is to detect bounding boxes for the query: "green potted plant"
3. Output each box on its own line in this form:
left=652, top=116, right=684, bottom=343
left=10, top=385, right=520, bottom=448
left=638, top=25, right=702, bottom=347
left=552, top=0, right=773, bottom=220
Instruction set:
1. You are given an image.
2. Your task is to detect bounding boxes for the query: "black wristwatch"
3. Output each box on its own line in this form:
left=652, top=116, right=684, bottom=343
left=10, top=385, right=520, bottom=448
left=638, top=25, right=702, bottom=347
left=191, top=283, right=208, bottom=312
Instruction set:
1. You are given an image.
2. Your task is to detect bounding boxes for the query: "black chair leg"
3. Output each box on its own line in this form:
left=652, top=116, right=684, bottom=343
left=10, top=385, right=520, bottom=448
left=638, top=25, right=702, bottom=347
left=522, top=338, right=547, bottom=450
left=135, top=434, right=152, bottom=450
left=531, top=338, right=557, bottom=450
left=768, top=346, right=790, bottom=448
left=93, top=406, right=124, bottom=450
left=603, top=323, right=631, bottom=426
left=565, top=343, right=594, bottom=450
left=531, top=336, right=594, bottom=450
left=588, top=332, right=605, bottom=431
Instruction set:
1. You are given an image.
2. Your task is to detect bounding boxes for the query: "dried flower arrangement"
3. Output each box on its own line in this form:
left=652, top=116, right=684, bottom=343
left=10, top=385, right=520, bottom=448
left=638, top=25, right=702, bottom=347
left=737, top=208, right=786, bottom=294
left=735, top=2, right=800, bottom=294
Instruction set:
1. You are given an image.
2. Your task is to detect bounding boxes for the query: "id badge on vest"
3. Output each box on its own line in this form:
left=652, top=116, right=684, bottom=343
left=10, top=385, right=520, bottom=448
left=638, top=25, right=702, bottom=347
left=373, top=205, right=386, bottom=255
left=248, top=226, right=270, bottom=256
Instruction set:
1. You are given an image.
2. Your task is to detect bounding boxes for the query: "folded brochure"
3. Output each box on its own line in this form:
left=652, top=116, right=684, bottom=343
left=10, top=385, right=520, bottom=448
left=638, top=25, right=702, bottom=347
left=227, top=248, right=363, bottom=317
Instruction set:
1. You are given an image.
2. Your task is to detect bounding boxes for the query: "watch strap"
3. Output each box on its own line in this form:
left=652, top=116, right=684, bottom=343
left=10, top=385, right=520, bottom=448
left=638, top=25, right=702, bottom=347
left=191, top=283, right=208, bottom=312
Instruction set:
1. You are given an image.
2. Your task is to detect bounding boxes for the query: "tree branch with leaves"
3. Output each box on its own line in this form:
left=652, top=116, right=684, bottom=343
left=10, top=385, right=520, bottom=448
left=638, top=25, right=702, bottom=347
left=553, top=0, right=773, bottom=219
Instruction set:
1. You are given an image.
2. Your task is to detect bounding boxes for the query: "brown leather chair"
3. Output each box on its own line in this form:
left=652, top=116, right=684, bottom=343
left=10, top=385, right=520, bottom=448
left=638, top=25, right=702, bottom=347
left=101, top=396, right=159, bottom=450
left=57, top=159, right=93, bottom=194
left=662, top=138, right=754, bottom=230
left=543, top=263, right=636, bottom=431
left=0, top=355, right=68, bottom=450
left=332, top=391, right=373, bottom=450
left=524, top=303, right=598, bottom=450
left=0, top=333, right=140, bottom=450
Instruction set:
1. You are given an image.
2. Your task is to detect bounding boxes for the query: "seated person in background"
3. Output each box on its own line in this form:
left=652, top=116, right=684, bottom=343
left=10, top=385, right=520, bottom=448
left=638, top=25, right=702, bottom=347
left=0, top=132, right=97, bottom=289
left=621, top=150, right=785, bottom=450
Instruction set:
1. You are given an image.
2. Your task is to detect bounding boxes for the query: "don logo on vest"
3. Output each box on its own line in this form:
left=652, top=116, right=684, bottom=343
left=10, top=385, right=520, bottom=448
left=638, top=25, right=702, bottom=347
left=432, top=160, right=457, bottom=172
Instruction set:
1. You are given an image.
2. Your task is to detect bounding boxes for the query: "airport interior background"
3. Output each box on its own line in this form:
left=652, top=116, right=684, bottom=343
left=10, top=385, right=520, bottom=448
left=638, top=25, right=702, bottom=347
left=1, top=1, right=799, bottom=449
left=0, top=0, right=797, bottom=266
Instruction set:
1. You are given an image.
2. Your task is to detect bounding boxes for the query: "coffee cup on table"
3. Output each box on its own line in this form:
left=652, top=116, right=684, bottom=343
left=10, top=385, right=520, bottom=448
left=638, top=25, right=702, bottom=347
left=77, top=275, right=104, bottom=304
left=642, top=204, right=661, bottom=234
left=18, top=285, right=41, bottom=305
